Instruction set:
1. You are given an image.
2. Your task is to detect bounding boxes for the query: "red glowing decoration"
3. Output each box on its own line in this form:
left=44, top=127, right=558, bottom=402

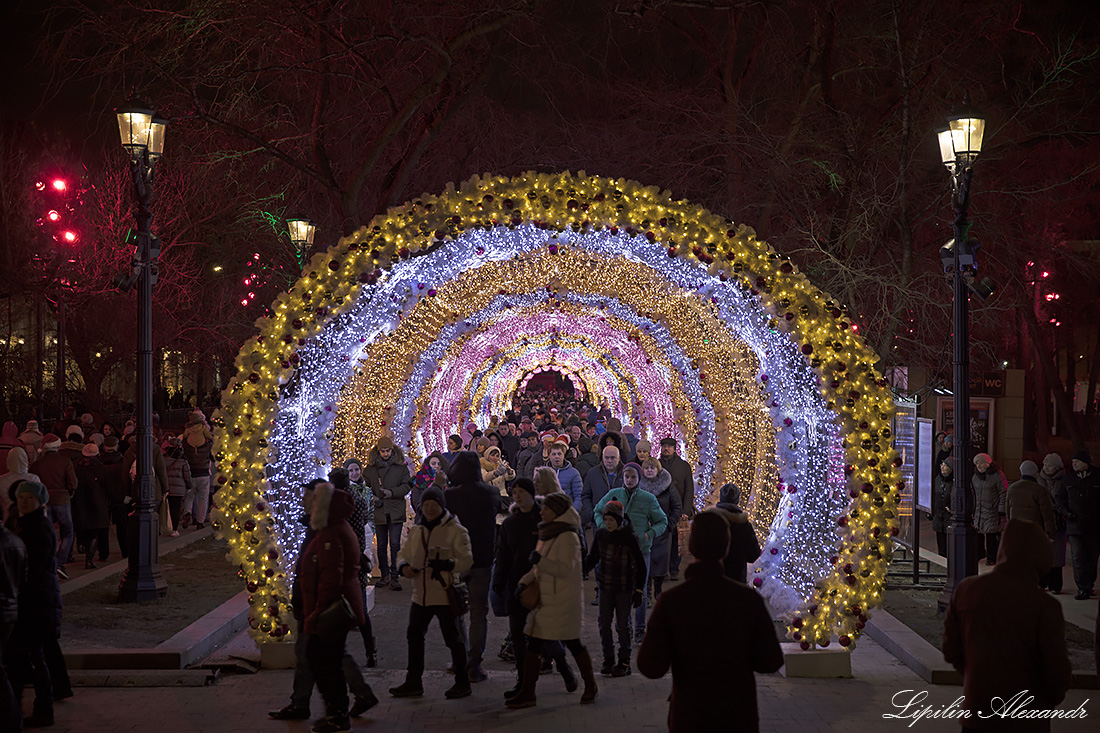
left=52, top=179, right=68, bottom=192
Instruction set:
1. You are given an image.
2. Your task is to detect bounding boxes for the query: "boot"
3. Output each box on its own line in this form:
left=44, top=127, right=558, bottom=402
left=504, top=651, right=541, bottom=709
left=558, top=657, right=578, bottom=692
left=652, top=575, right=665, bottom=599
left=572, top=647, right=598, bottom=703
left=85, top=537, right=98, bottom=569
left=363, top=634, right=378, bottom=668
left=600, top=655, right=614, bottom=676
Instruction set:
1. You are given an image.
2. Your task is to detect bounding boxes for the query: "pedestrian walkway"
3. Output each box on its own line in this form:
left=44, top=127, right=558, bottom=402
left=38, top=574, right=1097, bottom=732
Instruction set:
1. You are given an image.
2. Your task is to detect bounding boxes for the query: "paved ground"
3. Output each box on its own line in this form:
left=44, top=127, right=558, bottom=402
left=37, top=571, right=1098, bottom=732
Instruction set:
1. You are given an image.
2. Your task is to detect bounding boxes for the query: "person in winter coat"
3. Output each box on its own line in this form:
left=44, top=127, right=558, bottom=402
left=0, top=447, right=40, bottom=526
left=479, top=445, right=515, bottom=498
left=445, top=451, right=503, bottom=683
left=18, top=420, right=43, bottom=465
left=931, top=458, right=955, bottom=556
left=532, top=466, right=562, bottom=498
left=180, top=412, right=214, bottom=529
left=583, top=499, right=646, bottom=677
left=934, top=433, right=953, bottom=478
left=513, top=433, right=538, bottom=479
left=970, top=453, right=1008, bottom=565
left=31, top=435, right=77, bottom=577
left=73, top=444, right=111, bottom=567
left=8, top=481, right=66, bottom=727
left=943, top=518, right=1072, bottom=730
left=270, top=480, right=377, bottom=726
left=712, top=482, right=761, bottom=585
left=638, top=510, right=783, bottom=732
left=545, top=442, right=583, bottom=512
left=522, top=433, right=555, bottom=480
left=0, top=422, right=23, bottom=469
left=390, top=487, right=474, bottom=700
left=1038, top=453, right=1069, bottom=592
left=162, top=437, right=192, bottom=538
left=410, top=451, right=449, bottom=521
left=492, top=479, right=577, bottom=700
left=1007, top=461, right=1056, bottom=537
left=365, top=436, right=412, bottom=591
left=594, top=464, right=668, bottom=642
left=296, top=482, right=372, bottom=733
left=1061, top=449, right=1100, bottom=600
left=581, top=446, right=623, bottom=528
left=328, top=466, right=378, bottom=669
left=509, top=492, right=598, bottom=708
left=659, top=438, right=694, bottom=580
left=0, top=518, right=26, bottom=731
left=575, top=442, right=601, bottom=479
left=639, top=458, right=680, bottom=598
left=58, top=426, right=84, bottom=466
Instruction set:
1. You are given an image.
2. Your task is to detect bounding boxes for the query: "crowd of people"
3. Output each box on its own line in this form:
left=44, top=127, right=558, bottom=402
left=263, top=387, right=777, bottom=732
left=0, top=409, right=216, bottom=730
left=929, top=435, right=1100, bottom=601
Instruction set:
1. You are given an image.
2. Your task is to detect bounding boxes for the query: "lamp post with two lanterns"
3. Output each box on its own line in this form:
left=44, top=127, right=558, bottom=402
left=115, top=101, right=169, bottom=602
left=934, top=100, right=987, bottom=611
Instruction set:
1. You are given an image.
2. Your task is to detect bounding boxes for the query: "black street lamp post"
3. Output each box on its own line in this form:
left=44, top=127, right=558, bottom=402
left=116, top=101, right=169, bottom=602
left=935, top=102, right=986, bottom=611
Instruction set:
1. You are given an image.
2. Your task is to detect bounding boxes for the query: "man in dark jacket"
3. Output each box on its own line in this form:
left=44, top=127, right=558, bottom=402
left=99, top=437, right=130, bottom=559
left=1007, top=461, right=1056, bottom=537
left=581, top=446, right=623, bottom=528
left=445, top=451, right=502, bottom=682
left=1061, top=449, right=1100, bottom=600
left=8, top=481, right=65, bottom=727
left=583, top=500, right=646, bottom=676
left=659, top=438, right=695, bottom=580
left=713, top=483, right=762, bottom=584
left=943, top=518, right=1072, bottom=728
left=364, top=436, right=412, bottom=591
left=492, top=478, right=555, bottom=699
left=29, top=435, right=77, bottom=578
left=638, top=510, right=783, bottom=732
left=0, top=519, right=26, bottom=732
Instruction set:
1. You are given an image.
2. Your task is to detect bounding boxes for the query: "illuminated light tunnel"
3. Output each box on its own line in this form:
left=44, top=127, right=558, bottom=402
left=214, top=172, right=902, bottom=652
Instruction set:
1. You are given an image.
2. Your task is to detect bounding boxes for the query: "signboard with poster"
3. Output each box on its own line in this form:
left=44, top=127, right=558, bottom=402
left=936, top=397, right=995, bottom=457
left=916, top=419, right=934, bottom=512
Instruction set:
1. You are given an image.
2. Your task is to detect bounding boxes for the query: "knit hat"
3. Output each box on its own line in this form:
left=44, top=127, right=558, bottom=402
left=421, top=486, right=446, bottom=510
left=689, top=510, right=731, bottom=561
left=1042, top=453, right=1064, bottom=470
left=41, top=433, right=61, bottom=450
left=660, top=437, right=677, bottom=447
left=973, top=452, right=993, bottom=465
left=66, top=425, right=84, bottom=440
left=602, top=499, right=625, bottom=525
left=1019, top=460, right=1039, bottom=478
left=635, top=439, right=652, bottom=454
left=82, top=443, right=100, bottom=457
left=167, top=436, right=183, bottom=448
left=542, top=492, right=572, bottom=518
left=189, top=412, right=206, bottom=425
left=511, top=477, right=536, bottom=498
left=25, top=420, right=38, bottom=432
left=81, top=413, right=94, bottom=424
left=103, top=436, right=120, bottom=451
left=376, top=435, right=395, bottom=451
left=1071, top=449, right=1091, bottom=465
left=90, top=433, right=104, bottom=446
left=942, top=456, right=955, bottom=473
left=622, top=462, right=642, bottom=477
left=15, top=480, right=49, bottom=505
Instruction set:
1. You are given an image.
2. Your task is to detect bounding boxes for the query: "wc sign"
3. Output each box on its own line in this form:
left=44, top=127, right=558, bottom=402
left=969, top=370, right=1006, bottom=397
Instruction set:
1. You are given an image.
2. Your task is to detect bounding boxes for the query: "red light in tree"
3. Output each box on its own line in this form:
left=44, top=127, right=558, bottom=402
left=240, top=298, right=249, bottom=306
left=1041, top=271, right=1050, bottom=278
left=62, top=230, right=77, bottom=243
left=47, top=210, right=60, bottom=222
left=52, top=179, right=68, bottom=192
left=35, top=181, right=46, bottom=191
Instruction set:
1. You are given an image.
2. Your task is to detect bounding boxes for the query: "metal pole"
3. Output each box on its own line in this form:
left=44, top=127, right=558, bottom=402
left=938, top=164, right=978, bottom=612
left=119, top=154, right=167, bottom=602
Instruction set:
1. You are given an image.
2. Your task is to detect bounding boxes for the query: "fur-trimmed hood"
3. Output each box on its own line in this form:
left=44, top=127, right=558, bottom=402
left=368, top=443, right=406, bottom=467
left=310, top=483, right=355, bottom=530
left=639, top=468, right=672, bottom=496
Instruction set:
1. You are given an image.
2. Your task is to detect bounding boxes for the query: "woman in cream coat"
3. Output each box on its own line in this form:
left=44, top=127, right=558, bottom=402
left=508, top=492, right=598, bottom=708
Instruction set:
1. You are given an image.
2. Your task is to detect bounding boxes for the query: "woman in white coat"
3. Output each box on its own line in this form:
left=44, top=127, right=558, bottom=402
left=389, top=487, right=474, bottom=701
left=508, top=492, right=597, bottom=708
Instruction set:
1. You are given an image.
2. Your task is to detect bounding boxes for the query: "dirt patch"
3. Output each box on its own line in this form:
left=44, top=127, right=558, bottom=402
left=61, top=536, right=242, bottom=649
left=883, top=586, right=1096, bottom=672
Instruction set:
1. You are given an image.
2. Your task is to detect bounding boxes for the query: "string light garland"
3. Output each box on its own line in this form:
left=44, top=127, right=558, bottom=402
left=214, top=172, right=900, bottom=651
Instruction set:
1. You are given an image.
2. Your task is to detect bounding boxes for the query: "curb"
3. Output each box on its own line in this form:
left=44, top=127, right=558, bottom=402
left=65, top=590, right=249, bottom=672
left=866, top=607, right=1098, bottom=689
